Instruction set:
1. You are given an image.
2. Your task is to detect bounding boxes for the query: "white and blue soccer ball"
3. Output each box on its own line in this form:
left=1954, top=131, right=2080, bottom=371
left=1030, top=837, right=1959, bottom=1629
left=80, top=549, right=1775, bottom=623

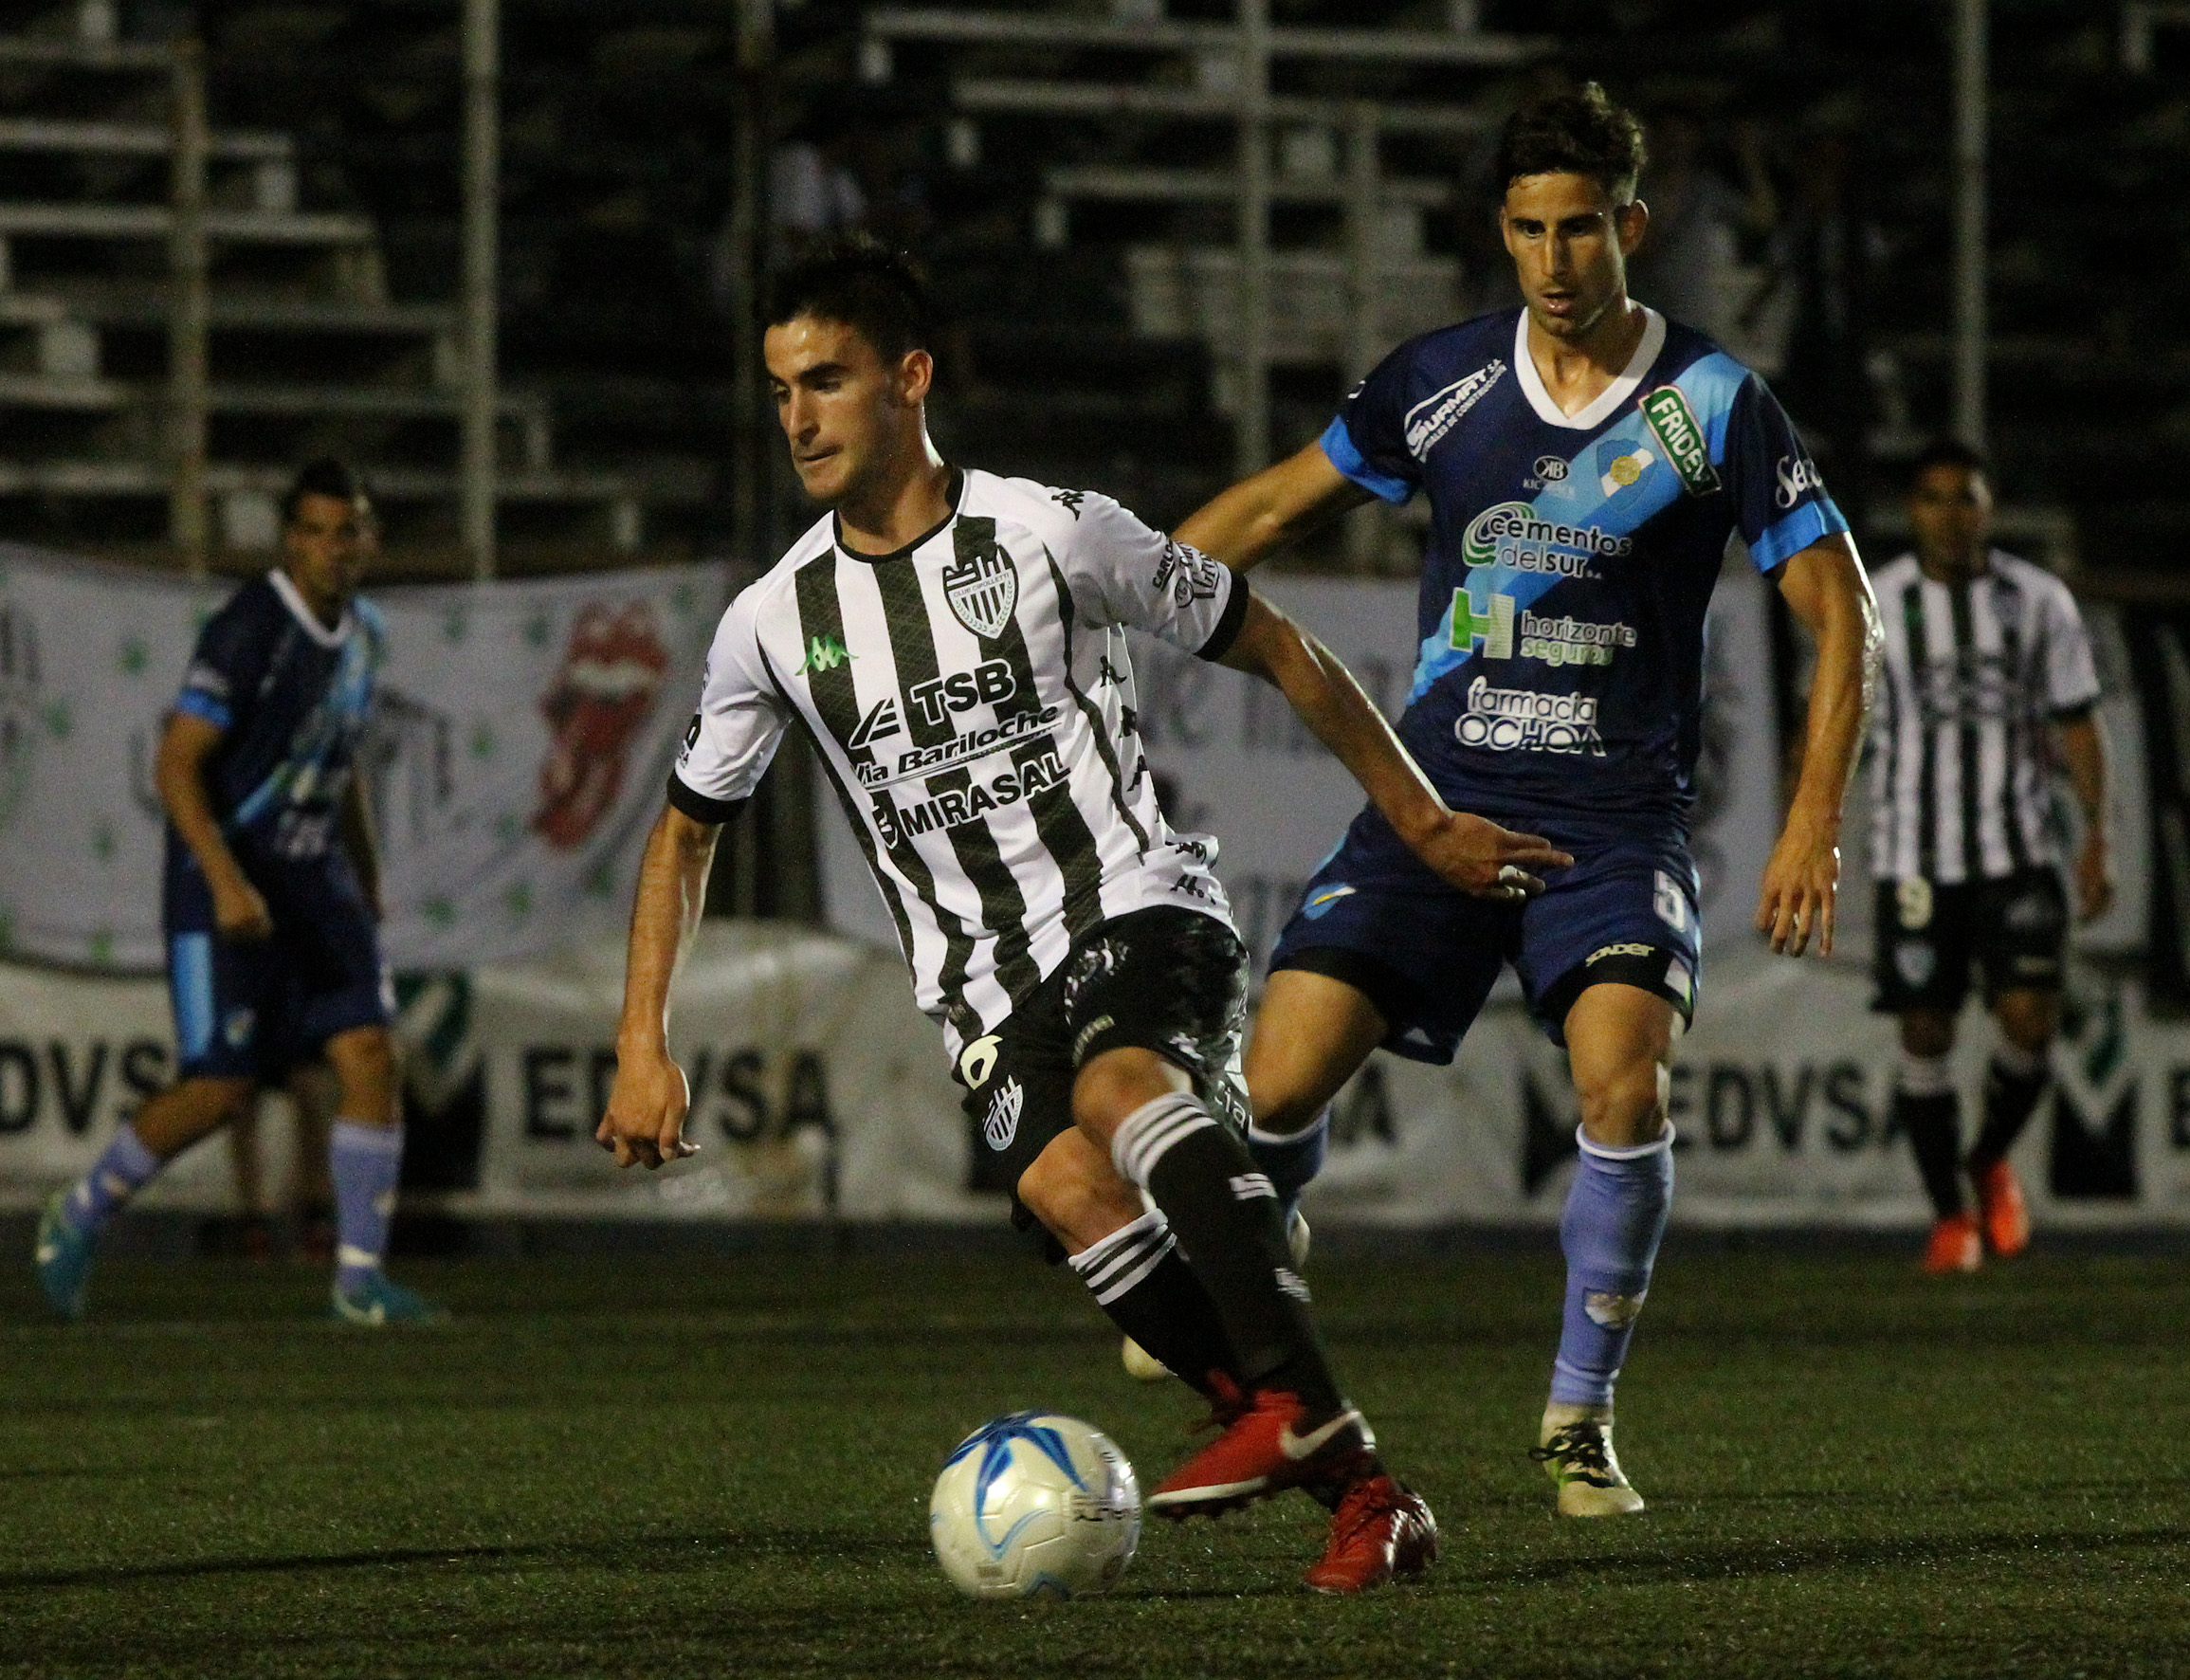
left=929, top=1411, right=1141, bottom=1599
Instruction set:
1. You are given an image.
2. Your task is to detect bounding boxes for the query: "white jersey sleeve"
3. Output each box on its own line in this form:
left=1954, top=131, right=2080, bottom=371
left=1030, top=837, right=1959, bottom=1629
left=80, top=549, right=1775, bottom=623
left=2038, top=577, right=2101, bottom=715
left=668, top=586, right=790, bottom=821
left=1056, top=492, right=1249, bottom=660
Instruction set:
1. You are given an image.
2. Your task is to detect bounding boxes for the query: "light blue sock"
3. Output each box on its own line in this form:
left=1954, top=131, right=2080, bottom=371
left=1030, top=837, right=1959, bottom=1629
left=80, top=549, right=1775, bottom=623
left=1245, top=1106, right=1329, bottom=1222
left=330, top=1120, right=405, bottom=1289
left=1549, top=1124, right=1674, bottom=1409
left=64, top=1124, right=164, bottom=1236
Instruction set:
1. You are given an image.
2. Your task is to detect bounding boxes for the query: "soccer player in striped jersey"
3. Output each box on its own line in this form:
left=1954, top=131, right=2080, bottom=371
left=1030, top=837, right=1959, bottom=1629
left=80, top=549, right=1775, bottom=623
left=1170, top=84, right=1882, bottom=1517
left=1869, top=440, right=2111, bottom=1272
left=595, top=235, right=1566, bottom=1593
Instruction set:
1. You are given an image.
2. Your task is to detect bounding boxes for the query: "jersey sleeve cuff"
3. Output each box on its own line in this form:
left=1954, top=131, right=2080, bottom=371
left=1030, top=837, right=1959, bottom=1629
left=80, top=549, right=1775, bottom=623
left=1195, top=572, right=1251, bottom=663
left=666, top=771, right=748, bottom=827
left=173, top=689, right=231, bottom=731
left=1748, top=498, right=1850, bottom=572
left=1318, top=416, right=1413, bottom=505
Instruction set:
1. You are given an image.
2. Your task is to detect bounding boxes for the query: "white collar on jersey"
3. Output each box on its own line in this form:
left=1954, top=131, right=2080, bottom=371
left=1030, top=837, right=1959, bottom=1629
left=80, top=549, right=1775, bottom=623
left=266, top=567, right=354, bottom=648
left=1511, top=304, right=1667, bottom=430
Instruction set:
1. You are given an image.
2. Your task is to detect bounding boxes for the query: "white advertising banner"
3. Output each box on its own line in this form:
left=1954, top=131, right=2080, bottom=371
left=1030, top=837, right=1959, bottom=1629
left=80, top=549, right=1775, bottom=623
left=4, top=937, right=2188, bottom=1227
left=819, top=562, right=1786, bottom=969
left=0, top=544, right=725, bottom=972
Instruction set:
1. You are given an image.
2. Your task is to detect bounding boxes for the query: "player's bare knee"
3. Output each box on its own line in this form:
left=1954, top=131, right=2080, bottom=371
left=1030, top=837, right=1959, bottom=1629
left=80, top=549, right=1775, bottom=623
left=1574, top=1061, right=1666, bottom=1150
left=326, top=1027, right=397, bottom=1121
left=1245, top=1077, right=1324, bottom=1139
left=1069, top=1045, right=1189, bottom=1143
left=1899, top=1010, right=1956, bottom=1059
left=1016, top=1138, right=1140, bottom=1253
left=1993, top=991, right=2057, bottom=1054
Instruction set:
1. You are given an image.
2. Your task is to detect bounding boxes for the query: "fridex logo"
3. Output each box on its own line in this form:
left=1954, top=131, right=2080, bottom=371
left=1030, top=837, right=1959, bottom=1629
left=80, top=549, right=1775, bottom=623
left=983, top=1076, right=1024, bottom=1151
left=942, top=542, right=1018, bottom=641
left=1638, top=387, right=1722, bottom=497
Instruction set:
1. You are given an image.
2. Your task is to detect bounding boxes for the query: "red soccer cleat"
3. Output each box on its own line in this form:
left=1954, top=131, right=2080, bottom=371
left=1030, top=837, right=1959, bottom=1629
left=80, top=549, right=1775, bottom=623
left=1923, top=1212, right=1982, bottom=1274
left=1302, top=1473, right=1440, bottom=1595
left=1148, top=1390, right=1371, bottom=1519
left=1972, top=1159, right=2031, bottom=1258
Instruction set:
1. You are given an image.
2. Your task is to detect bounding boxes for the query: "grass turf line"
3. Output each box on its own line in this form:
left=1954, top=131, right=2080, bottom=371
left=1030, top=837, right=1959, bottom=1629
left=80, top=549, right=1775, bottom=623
left=0, top=1245, right=2185, bottom=1678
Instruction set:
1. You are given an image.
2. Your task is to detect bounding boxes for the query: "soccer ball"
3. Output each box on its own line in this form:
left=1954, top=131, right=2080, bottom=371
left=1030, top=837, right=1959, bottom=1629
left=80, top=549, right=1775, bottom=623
left=929, top=1412, right=1141, bottom=1599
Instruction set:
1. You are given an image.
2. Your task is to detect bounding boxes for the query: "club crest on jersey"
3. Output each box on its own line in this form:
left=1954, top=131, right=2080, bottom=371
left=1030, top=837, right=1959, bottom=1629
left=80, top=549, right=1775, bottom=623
left=942, top=541, right=1018, bottom=641
left=1638, top=386, right=1722, bottom=497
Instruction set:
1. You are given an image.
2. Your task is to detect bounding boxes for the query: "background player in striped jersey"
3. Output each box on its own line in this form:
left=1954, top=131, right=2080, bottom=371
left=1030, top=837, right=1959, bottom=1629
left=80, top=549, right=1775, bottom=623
left=1169, top=84, right=1881, bottom=1517
left=1869, top=440, right=2110, bottom=1273
left=34, top=460, right=438, bottom=1326
left=595, top=235, right=1567, bottom=1593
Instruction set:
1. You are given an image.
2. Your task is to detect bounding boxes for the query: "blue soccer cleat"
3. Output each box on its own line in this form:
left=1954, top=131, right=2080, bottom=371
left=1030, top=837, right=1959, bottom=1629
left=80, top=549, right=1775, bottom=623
left=330, top=1270, right=447, bottom=1325
left=34, top=1192, right=95, bottom=1323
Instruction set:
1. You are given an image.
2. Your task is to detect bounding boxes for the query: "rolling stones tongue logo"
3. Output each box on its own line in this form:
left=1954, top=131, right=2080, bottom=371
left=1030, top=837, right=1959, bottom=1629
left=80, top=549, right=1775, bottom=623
left=532, top=601, right=670, bottom=849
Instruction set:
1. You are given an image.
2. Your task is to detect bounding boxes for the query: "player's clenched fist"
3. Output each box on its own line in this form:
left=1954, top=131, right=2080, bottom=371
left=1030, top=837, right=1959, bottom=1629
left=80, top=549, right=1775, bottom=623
left=596, top=1047, right=700, bottom=1170
left=1401, top=810, right=1571, bottom=903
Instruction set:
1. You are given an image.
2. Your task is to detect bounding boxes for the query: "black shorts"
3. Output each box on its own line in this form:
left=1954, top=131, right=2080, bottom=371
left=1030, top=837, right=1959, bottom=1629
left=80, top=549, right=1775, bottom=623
left=1871, top=867, right=2068, bottom=1015
left=958, top=906, right=1252, bottom=1230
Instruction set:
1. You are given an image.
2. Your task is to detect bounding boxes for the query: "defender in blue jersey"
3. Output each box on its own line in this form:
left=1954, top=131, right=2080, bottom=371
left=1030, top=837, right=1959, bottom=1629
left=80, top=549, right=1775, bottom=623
left=1173, top=86, right=1881, bottom=1515
left=35, top=461, right=438, bottom=1325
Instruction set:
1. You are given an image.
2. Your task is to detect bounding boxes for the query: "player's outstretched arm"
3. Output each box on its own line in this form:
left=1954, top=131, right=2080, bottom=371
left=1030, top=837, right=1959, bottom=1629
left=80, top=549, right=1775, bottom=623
left=155, top=710, right=272, bottom=940
left=597, top=803, right=720, bottom=1170
left=1218, top=589, right=1570, bottom=900
left=1759, top=534, right=1882, bottom=958
left=1174, top=440, right=1373, bottom=574
left=2056, top=709, right=2113, bottom=922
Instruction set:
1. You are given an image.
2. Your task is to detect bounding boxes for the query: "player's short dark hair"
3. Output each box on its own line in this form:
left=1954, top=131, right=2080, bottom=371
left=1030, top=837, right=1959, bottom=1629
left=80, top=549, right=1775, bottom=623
left=1908, top=437, right=1991, bottom=486
left=765, top=232, right=933, bottom=362
left=281, top=458, right=369, bottom=524
left=1493, top=82, right=1648, bottom=203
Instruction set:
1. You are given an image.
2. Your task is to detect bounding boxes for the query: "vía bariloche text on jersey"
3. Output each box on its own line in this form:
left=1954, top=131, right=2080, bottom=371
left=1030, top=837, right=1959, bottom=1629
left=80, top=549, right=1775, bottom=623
left=670, top=468, right=1247, bottom=1053
left=1323, top=305, right=1849, bottom=821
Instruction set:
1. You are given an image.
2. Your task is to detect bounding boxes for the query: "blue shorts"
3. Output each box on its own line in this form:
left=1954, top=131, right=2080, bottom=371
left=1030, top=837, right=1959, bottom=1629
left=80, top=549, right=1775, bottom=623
left=162, top=842, right=392, bottom=1083
left=1268, top=803, right=1701, bottom=1059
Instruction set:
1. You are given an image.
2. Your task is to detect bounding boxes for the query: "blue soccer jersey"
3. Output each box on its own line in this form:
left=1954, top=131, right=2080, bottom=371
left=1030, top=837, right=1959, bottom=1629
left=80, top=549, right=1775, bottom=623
left=1321, top=305, right=1847, bottom=822
left=172, top=570, right=382, bottom=868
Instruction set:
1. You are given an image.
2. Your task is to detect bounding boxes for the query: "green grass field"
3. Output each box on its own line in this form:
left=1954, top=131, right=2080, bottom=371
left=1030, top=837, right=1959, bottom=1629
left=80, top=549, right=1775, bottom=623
left=2, top=1233, right=2186, bottom=1678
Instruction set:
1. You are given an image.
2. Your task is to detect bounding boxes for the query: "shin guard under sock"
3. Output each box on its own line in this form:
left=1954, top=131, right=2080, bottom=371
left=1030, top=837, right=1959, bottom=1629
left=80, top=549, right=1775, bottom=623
left=1111, top=1092, right=1341, bottom=1413
left=1968, top=1045, right=2049, bottom=1172
left=1244, top=1107, right=1328, bottom=1224
left=1548, top=1126, right=1674, bottom=1409
left=330, top=1120, right=404, bottom=1288
left=64, top=1124, right=162, bottom=1236
left=1894, top=1052, right=1964, bottom=1217
left=1068, top=1211, right=1239, bottom=1398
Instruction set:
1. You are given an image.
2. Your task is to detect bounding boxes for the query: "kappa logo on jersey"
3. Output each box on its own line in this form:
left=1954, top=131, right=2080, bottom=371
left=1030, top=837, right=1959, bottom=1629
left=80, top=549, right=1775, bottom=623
left=983, top=1076, right=1024, bottom=1151
left=871, top=748, right=1069, bottom=847
left=1461, top=502, right=1632, bottom=576
left=941, top=542, right=1019, bottom=641
left=1050, top=486, right=1087, bottom=520
left=1455, top=676, right=1603, bottom=755
left=1151, top=539, right=1221, bottom=608
left=1402, top=358, right=1507, bottom=460
left=797, top=633, right=852, bottom=674
left=1638, top=386, right=1722, bottom=497
left=1774, top=453, right=1825, bottom=509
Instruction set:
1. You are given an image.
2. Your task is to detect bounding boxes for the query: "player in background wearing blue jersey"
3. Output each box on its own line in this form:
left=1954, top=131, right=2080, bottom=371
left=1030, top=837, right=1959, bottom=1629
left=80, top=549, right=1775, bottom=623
left=35, top=460, right=439, bottom=1325
left=1169, top=86, right=1881, bottom=1515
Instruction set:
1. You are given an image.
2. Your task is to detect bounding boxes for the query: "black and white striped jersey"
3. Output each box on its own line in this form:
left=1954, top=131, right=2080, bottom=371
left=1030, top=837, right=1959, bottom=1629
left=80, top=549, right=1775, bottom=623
left=1868, top=548, right=2100, bottom=885
left=670, top=468, right=1247, bottom=1051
